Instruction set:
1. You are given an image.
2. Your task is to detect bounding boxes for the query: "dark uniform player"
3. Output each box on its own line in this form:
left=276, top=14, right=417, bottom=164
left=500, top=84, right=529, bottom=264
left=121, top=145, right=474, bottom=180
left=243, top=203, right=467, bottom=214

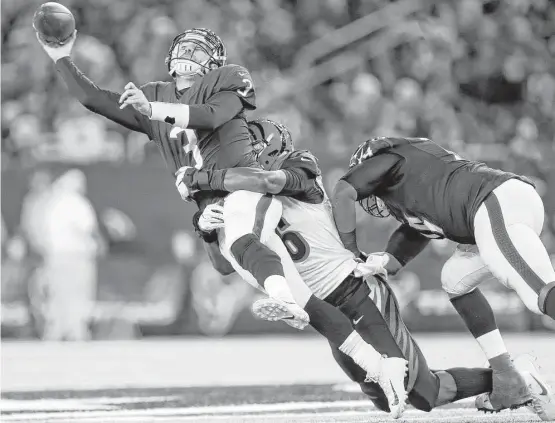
left=181, top=120, right=501, bottom=417
left=36, top=27, right=310, bottom=328
left=332, top=136, right=555, bottom=414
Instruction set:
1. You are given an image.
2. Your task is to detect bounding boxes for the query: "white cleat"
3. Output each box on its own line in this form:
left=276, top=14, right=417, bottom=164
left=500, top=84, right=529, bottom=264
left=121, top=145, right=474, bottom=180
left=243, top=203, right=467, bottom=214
left=251, top=297, right=309, bottom=330
left=514, top=355, right=555, bottom=421
left=366, top=356, right=408, bottom=419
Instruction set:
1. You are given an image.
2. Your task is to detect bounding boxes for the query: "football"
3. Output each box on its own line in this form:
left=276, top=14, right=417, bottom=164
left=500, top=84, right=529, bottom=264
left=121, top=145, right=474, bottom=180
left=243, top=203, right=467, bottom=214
left=33, top=2, right=75, bottom=45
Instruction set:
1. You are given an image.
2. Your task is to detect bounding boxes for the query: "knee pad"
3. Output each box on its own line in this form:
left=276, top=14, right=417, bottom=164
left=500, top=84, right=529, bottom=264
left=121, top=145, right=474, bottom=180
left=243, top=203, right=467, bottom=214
left=230, top=234, right=283, bottom=284
left=441, top=245, right=493, bottom=297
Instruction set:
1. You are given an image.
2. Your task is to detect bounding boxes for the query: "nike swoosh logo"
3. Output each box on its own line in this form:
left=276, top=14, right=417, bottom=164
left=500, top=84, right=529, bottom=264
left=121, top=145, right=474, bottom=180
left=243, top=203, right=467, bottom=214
left=353, top=315, right=363, bottom=325
left=529, top=372, right=549, bottom=396
left=390, top=381, right=399, bottom=406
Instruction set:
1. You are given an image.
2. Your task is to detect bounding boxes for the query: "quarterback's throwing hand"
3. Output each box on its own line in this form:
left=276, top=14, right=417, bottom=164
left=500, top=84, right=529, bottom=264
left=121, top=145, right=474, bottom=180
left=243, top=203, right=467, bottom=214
left=36, top=30, right=77, bottom=62
left=119, top=82, right=151, bottom=115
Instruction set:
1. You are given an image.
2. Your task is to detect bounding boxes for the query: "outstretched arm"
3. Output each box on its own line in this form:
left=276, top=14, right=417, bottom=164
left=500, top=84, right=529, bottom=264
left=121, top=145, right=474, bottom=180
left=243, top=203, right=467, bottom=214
left=38, top=32, right=151, bottom=134
left=331, top=154, right=401, bottom=256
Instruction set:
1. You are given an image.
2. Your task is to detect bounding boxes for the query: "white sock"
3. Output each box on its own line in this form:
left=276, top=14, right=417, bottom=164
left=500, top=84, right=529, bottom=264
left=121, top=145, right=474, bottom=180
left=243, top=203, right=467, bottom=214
left=476, top=329, right=508, bottom=360
left=264, top=275, right=295, bottom=303
left=339, top=331, right=382, bottom=375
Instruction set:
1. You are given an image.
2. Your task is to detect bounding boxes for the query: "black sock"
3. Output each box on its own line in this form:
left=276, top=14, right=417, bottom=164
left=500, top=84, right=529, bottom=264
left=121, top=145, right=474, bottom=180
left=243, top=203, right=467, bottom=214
left=450, top=289, right=498, bottom=338
left=230, top=234, right=283, bottom=287
left=305, top=294, right=354, bottom=346
left=539, top=281, right=555, bottom=319
left=446, top=367, right=493, bottom=401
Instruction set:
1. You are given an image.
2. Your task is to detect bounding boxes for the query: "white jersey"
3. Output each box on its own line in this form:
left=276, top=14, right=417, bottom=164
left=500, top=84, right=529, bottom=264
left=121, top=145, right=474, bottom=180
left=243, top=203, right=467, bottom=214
left=278, top=183, right=357, bottom=300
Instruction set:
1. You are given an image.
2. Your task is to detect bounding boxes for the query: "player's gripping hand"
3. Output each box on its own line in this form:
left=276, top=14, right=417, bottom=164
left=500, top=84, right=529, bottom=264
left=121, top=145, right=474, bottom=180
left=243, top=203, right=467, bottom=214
left=353, top=252, right=390, bottom=278
left=175, top=166, right=198, bottom=202
left=119, top=82, right=151, bottom=115
left=198, top=203, right=225, bottom=232
left=192, top=203, right=224, bottom=243
left=371, top=252, right=403, bottom=276
left=36, top=30, right=77, bottom=62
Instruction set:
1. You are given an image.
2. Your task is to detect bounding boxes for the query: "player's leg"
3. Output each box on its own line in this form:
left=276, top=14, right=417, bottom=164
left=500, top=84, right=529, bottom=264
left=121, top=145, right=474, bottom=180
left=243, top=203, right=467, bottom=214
left=261, top=230, right=408, bottom=416
left=473, top=179, right=555, bottom=318
left=441, top=244, right=530, bottom=409
left=326, top=275, right=493, bottom=411
left=221, top=190, right=308, bottom=327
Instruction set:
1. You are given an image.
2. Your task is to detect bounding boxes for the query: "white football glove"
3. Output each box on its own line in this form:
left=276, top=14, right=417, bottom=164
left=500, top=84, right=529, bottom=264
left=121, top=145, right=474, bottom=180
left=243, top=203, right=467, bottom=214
left=175, top=166, right=194, bottom=202
left=198, top=203, right=225, bottom=232
left=353, top=252, right=390, bottom=278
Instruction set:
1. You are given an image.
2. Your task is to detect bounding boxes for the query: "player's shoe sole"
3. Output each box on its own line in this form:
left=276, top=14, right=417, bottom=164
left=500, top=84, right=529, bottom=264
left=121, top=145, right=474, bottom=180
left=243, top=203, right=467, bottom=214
left=366, top=356, right=408, bottom=419
left=251, top=297, right=309, bottom=330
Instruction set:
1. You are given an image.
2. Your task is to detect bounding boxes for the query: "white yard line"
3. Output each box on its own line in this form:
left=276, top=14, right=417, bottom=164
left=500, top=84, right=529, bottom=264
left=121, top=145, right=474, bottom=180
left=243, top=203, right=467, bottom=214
left=1, top=407, right=535, bottom=423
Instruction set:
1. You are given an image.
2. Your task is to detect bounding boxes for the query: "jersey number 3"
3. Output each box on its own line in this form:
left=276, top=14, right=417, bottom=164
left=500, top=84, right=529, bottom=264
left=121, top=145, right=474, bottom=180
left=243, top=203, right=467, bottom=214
left=170, top=126, right=203, bottom=169
left=276, top=217, right=310, bottom=262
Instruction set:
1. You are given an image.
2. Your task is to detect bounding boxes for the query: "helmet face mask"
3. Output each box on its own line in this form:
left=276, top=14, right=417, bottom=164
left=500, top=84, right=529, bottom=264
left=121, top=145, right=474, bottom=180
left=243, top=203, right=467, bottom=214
left=165, top=28, right=226, bottom=78
left=248, top=119, right=293, bottom=170
left=358, top=195, right=390, bottom=218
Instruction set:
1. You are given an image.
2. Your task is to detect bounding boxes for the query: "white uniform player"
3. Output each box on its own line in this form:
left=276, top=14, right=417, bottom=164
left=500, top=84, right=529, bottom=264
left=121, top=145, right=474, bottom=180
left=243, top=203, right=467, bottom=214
left=192, top=119, right=555, bottom=422
left=276, top=180, right=358, bottom=300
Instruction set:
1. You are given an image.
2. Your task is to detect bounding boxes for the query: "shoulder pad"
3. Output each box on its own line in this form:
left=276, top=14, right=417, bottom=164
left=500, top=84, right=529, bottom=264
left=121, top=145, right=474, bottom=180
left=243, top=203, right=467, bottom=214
left=208, top=65, right=255, bottom=109
left=349, top=136, right=420, bottom=168
left=280, top=150, right=321, bottom=177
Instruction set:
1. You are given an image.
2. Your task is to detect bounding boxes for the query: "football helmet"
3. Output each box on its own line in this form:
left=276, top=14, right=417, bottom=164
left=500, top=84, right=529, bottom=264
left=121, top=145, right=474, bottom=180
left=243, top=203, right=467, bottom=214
left=165, top=28, right=226, bottom=77
left=359, top=195, right=391, bottom=218
left=248, top=119, right=293, bottom=170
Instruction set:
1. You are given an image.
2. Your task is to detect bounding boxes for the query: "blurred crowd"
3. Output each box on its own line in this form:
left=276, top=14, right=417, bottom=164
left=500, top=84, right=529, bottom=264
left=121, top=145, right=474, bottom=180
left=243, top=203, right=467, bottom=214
left=2, top=0, right=555, bottom=337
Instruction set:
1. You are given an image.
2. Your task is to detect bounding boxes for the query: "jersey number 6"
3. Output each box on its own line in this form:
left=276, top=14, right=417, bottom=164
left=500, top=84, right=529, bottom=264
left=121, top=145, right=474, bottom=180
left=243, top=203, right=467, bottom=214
left=276, top=217, right=310, bottom=262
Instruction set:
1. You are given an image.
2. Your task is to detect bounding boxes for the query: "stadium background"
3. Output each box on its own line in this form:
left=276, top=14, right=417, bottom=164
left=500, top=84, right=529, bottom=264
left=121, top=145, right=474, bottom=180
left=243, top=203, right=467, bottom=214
left=2, top=0, right=555, bottom=340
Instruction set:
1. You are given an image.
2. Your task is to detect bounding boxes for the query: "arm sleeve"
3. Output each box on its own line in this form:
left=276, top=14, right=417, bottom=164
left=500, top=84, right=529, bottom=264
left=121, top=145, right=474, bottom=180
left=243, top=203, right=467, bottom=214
left=341, top=153, right=401, bottom=200
left=279, top=168, right=314, bottom=196
left=385, top=224, right=430, bottom=266
left=187, top=91, right=244, bottom=130
left=55, top=57, right=151, bottom=135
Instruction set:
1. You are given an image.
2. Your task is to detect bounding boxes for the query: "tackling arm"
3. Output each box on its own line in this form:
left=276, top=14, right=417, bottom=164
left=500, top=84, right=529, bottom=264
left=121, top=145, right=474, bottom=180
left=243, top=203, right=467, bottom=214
left=331, top=154, right=401, bottom=256
left=55, top=58, right=150, bottom=134
left=385, top=224, right=431, bottom=273
left=184, top=166, right=312, bottom=196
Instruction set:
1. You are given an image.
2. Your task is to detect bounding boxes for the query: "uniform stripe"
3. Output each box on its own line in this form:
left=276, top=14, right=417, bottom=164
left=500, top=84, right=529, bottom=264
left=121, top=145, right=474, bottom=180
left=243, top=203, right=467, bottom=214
left=388, top=295, right=398, bottom=339
left=484, top=194, right=545, bottom=293
left=406, top=339, right=419, bottom=392
left=252, top=195, right=273, bottom=238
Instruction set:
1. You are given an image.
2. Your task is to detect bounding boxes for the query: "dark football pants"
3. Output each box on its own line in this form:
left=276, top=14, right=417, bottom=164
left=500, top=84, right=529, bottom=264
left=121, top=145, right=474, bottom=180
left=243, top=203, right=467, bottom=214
left=325, top=275, right=439, bottom=412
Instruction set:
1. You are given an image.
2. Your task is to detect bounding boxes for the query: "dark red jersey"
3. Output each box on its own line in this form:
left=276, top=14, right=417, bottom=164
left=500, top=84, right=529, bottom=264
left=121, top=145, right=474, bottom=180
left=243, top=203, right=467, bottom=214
left=140, top=64, right=257, bottom=174
left=343, top=137, right=532, bottom=244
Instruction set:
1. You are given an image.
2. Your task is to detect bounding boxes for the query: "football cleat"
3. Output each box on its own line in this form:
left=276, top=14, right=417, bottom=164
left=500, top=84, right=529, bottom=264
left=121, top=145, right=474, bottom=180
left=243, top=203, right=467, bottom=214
left=251, top=297, right=309, bottom=330
left=476, top=363, right=532, bottom=412
left=366, top=356, right=408, bottom=419
left=514, top=355, right=555, bottom=421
